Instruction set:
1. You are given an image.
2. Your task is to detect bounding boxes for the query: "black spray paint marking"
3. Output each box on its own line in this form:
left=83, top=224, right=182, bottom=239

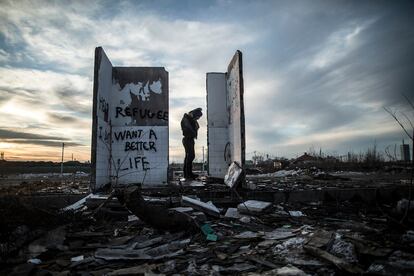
left=115, top=107, right=168, bottom=121
left=99, top=96, right=109, bottom=122
left=124, top=141, right=157, bottom=152
left=118, top=156, right=150, bottom=171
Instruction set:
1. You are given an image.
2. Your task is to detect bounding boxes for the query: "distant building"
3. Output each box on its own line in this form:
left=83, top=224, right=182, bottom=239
left=400, top=143, right=410, bottom=162
left=294, top=152, right=318, bottom=164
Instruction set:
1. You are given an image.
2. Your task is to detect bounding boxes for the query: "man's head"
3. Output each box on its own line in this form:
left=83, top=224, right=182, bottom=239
left=189, top=108, right=202, bottom=120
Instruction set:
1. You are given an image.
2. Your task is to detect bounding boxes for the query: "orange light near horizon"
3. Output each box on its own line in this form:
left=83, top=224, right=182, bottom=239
left=0, top=143, right=91, bottom=162
left=0, top=142, right=15, bottom=149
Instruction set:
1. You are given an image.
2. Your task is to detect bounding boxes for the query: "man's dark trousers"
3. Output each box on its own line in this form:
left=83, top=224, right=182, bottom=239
left=182, top=137, right=195, bottom=178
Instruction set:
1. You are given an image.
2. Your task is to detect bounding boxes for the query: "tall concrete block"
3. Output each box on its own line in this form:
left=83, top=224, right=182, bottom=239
left=91, top=47, right=169, bottom=191
left=207, top=51, right=245, bottom=178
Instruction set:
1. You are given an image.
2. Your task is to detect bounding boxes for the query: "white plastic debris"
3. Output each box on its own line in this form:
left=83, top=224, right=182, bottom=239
left=234, top=231, right=262, bottom=239
left=182, top=196, right=220, bottom=217
left=289, top=211, right=306, bottom=217
left=329, top=233, right=358, bottom=263
left=27, top=258, right=42, bottom=264
left=276, top=264, right=308, bottom=276
left=224, top=162, right=243, bottom=188
left=71, top=255, right=84, bottom=262
left=238, top=200, right=272, bottom=214
left=274, top=237, right=306, bottom=253
left=62, top=193, right=108, bottom=212
left=264, top=229, right=296, bottom=240
left=224, top=208, right=241, bottom=219
left=239, top=216, right=251, bottom=223
left=128, top=215, right=139, bottom=222
left=247, top=169, right=302, bottom=178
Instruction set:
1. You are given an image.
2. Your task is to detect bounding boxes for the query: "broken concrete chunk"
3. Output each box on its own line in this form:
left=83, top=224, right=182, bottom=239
left=224, top=161, right=243, bottom=188
left=62, top=193, right=107, bottom=212
left=239, top=216, right=252, bottom=223
left=304, top=245, right=364, bottom=274
left=275, top=264, right=309, bottom=276
left=191, top=211, right=207, bottom=222
left=28, top=226, right=66, bottom=257
left=234, top=231, right=262, bottom=239
left=306, top=229, right=333, bottom=248
left=169, top=207, right=194, bottom=213
left=182, top=196, right=220, bottom=217
left=215, top=263, right=256, bottom=273
left=238, top=200, right=272, bottom=214
left=95, top=239, right=190, bottom=261
left=118, top=187, right=198, bottom=231
left=264, top=229, right=296, bottom=240
left=225, top=207, right=242, bottom=219
left=107, top=264, right=158, bottom=276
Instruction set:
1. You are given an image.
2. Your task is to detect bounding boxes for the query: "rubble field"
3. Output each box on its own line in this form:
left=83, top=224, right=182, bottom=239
left=0, top=170, right=413, bottom=275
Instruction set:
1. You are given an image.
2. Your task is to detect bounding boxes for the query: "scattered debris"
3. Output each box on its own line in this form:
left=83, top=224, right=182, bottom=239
left=181, top=195, right=220, bottom=218
left=1, top=167, right=413, bottom=275
left=289, top=210, right=306, bottom=217
left=118, top=187, right=199, bottom=231
left=238, top=200, right=272, bottom=214
left=224, top=161, right=243, bottom=188
left=224, top=207, right=242, bottom=218
left=304, top=245, right=364, bottom=274
left=201, top=224, right=218, bottom=241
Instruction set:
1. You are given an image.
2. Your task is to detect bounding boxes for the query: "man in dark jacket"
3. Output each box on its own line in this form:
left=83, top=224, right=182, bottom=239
left=181, top=108, right=202, bottom=179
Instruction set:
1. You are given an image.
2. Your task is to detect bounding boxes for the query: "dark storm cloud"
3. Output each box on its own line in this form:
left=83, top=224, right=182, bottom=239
left=4, top=139, right=82, bottom=147
left=55, top=86, right=90, bottom=115
left=1, top=0, right=413, bottom=159
left=243, top=0, right=414, bottom=151
left=0, top=128, right=65, bottom=140
left=0, top=128, right=82, bottom=147
left=47, top=113, right=80, bottom=124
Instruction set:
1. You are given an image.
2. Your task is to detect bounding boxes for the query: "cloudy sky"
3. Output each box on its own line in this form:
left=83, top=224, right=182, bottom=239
left=0, top=0, right=413, bottom=162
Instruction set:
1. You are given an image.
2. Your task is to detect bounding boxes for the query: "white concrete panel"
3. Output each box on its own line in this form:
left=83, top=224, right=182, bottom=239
left=95, top=117, right=111, bottom=187
left=207, top=73, right=230, bottom=178
left=111, top=126, right=168, bottom=186
left=206, top=51, right=245, bottom=179
left=93, top=48, right=113, bottom=190
left=227, top=55, right=243, bottom=166
left=92, top=47, right=169, bottom=190
left=207, top=73, right=228, bottom=127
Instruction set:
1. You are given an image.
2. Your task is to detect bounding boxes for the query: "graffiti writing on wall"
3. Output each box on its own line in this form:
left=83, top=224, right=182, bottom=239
left=112, top=128, right=163, bottom=173
left=115, top=107, right=168, bottom=121
left=117, top=156, right=150, bottom=172
left=99, top=96, right=109, bottom=122
left=120, top=79, right=162, bottom=101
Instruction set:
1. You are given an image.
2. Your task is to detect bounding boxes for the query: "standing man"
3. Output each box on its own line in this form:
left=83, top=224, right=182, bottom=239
left=181, top=108, right=203, bottom=179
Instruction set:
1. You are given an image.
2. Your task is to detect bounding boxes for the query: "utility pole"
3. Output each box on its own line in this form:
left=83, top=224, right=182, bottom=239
left=60, top=143, right=65, bottom=179
left=202, top=146, right=205, bottom=174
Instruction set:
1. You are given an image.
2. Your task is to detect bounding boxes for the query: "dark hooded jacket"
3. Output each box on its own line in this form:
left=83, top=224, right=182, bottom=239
left=181, top=113, right=199, bottom=139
